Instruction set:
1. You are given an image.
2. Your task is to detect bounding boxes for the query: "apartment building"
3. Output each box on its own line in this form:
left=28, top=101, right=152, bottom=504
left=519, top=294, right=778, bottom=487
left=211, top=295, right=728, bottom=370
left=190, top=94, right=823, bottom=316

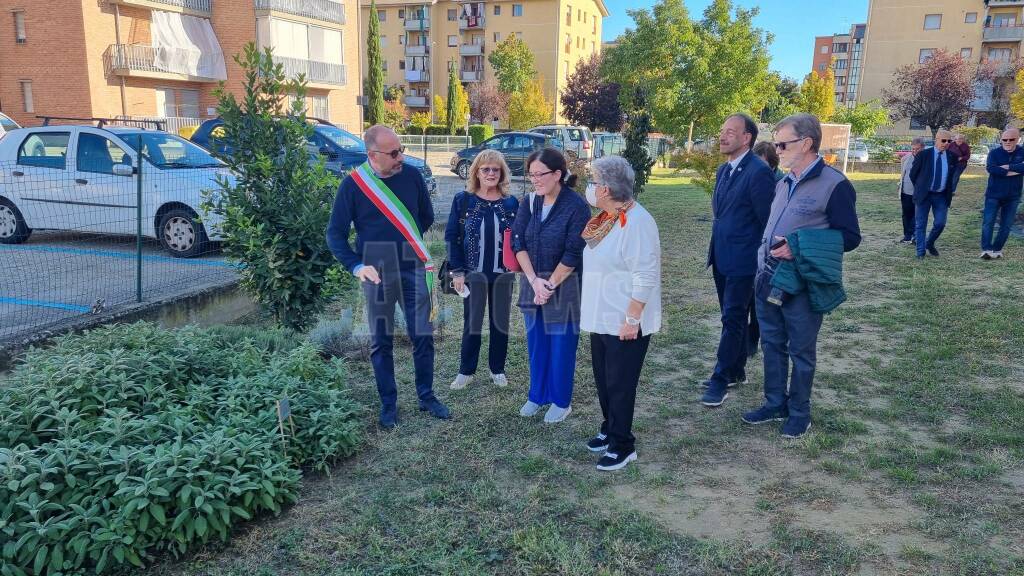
left=0, top=0, right=361, bottom=133
left=812, top=23, right=867, bottom=108
left=860, top=0, right=1022, bottom=132
left=359, top=0, right=608, bottom=124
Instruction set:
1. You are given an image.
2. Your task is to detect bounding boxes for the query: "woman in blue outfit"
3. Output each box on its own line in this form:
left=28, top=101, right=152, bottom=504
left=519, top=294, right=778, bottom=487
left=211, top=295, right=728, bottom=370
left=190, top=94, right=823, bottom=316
left=511, top=148, right=590, bottom=424
left=444, top=150, right=520, bottom=390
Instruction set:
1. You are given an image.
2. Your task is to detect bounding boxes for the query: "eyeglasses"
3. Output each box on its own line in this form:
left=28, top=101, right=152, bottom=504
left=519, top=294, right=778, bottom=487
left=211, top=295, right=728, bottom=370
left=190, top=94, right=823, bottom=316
left=939, top=139, right=952, bottom=143
left=479, top=167, right=501, bottom=174
left=1002, top=138, right=1019, bottom=142
left=773, top=137, right=807, bottom=151
left=527, top=169, right=555, bottom=179
left=370, top=146, right=406, bottom=159
left=591, top=180, right=605, bottom=187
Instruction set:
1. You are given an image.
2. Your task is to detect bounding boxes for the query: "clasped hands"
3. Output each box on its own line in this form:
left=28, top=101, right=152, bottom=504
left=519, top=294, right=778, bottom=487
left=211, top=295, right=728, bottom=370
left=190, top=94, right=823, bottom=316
left=530, top=276, right=555, bottom=305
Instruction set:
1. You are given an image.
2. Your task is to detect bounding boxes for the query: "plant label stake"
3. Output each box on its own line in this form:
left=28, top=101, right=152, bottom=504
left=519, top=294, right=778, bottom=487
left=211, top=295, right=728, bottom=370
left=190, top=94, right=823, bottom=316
left=277, top=397, right=295, bottom=453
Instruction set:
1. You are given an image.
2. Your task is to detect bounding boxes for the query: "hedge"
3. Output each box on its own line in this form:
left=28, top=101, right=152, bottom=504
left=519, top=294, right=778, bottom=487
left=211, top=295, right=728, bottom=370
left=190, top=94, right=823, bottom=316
left=468, top=124, right=494, bottom=145
left=0, top=322, right=362, bottom=575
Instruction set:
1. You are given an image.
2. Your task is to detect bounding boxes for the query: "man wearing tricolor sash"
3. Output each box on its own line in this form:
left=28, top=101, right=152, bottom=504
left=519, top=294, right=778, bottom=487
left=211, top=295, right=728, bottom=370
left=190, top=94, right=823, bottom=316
left=327, top=125, right=450, bottom=429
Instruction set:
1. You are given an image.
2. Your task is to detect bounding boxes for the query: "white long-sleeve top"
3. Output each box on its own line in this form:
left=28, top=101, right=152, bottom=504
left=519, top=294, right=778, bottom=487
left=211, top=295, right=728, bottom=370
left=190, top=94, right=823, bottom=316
left=580, top=202, right=662, bottom=336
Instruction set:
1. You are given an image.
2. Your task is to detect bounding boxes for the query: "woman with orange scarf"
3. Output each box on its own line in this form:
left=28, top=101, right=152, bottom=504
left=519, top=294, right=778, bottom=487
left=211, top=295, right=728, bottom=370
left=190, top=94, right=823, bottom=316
left=580, top=155, right=662, bottom=471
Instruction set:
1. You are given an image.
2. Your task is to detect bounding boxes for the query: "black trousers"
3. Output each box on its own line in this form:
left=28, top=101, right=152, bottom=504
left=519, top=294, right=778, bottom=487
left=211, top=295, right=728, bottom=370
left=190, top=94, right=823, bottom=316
left=711, top=265, right=755, bottom=386
left=459, top=272, right=514, bottom=375
left=900, top=193, right=916, bottom=240
left=591, top=331, right=652, bottom=455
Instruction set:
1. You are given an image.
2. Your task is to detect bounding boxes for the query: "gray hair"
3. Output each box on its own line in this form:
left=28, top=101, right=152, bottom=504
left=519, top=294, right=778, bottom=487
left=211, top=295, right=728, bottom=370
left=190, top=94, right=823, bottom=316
left=591, top=156, right=635, bottom=202
left=911, top=137, right=925, bottom=146
left=363, top=125, right=396, bottom=151
left=776, top=113, right=822, bottom=153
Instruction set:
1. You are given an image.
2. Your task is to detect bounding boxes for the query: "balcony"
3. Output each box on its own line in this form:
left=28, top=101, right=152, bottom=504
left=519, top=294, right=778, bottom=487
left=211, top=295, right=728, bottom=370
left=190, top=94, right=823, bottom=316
left=404, top=96, right=428, bottom=107
left=107, top=0, right=211, bottom=16
left=986, top=0, right=1024, bottom=6
left=460, top=70, right=481, bottom=82
left=404, top=18, right=430, bottom=30
left=459, top=43, right=484, bottom=55
left=105, top=43, right=222, bottom=82
left=405, top=70, right=430, bottom=82
left=459, top=16, right=485, bottom=29
left=405, top=44, right=429, bottom=56
left=274, top=55, right=347, bottom=87
left=984, top=25, right=1024, bottom=42
left=254, top=0, right=345, bottom=25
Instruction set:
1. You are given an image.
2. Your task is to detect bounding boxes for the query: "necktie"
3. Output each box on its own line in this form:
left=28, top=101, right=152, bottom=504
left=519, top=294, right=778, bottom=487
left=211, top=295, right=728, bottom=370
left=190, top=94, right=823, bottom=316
left=932, top=151, right=942, bottom=192
left=714, top=165, right=733, bottom=216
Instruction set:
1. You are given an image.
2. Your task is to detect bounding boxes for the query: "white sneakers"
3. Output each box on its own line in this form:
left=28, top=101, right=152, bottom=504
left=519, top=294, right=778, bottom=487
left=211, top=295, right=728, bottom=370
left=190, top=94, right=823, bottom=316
left=490, top=372, right=508, bottom=387
left=981, top=250, right=1005, bottom=260
left=450, top=374, right=474, bottom=390
left=543, top=405, right=572, bottom=423
left=519, top=400, right=542, bottom=417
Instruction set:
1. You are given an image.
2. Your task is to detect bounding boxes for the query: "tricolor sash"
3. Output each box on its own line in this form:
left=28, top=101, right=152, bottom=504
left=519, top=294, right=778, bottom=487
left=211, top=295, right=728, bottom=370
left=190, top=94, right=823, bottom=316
left=350, top=163, right=438, bottom=317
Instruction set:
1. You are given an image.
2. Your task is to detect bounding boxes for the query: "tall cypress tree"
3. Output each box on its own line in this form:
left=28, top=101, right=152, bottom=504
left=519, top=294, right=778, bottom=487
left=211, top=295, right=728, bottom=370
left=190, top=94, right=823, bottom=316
left=446, top=64, right=459, bottom=135
left=622, top=87, right=655, bottom=197
left=366, top=0, right=385, bottom=126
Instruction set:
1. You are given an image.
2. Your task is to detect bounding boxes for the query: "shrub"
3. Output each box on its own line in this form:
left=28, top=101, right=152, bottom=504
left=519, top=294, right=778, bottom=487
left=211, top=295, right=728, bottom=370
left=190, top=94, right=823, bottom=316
left=0, top=322, right=363, bottom=575
left=424, top=124, right=449, bottom=136
left=468, top=124, right=494, bottom=145
left=673, top=150, right=722, bottom=196
left=308, top=310, right=356, bottom=358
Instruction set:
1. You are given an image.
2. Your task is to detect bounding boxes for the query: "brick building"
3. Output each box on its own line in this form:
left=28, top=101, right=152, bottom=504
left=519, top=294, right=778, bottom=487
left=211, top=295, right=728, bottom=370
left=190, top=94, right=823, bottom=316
left=0, top=0, right=362, bottom=132
left=811, top=23, right=867, bottom=108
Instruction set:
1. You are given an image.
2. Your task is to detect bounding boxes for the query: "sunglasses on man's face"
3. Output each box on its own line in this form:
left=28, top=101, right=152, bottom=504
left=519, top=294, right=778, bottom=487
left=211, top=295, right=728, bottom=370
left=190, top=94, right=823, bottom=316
left=939, top=139, right=952, bottom=143
left=773, top=137, right=807, bottom=151
left=1003, top=138, right=1019, bottom=142
left=371, top=146, right=406, bottom=159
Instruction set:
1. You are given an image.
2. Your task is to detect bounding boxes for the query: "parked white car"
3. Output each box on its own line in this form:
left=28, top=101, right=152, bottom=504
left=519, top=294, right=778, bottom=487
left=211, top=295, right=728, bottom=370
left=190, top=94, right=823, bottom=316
left=0, top=112, right=20, bottom=139
left=529, top=125, right=595, bottom=160
left=0, top=125, right=230, bottom=257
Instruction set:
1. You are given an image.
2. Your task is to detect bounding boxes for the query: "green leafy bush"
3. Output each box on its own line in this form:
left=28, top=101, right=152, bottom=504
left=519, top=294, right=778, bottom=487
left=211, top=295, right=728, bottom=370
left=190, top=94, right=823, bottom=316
left=468, top=124, right=494, bottom=145
left=0, top=322, right=362, bottom=575
left=673, top=150, right=722, bottom=196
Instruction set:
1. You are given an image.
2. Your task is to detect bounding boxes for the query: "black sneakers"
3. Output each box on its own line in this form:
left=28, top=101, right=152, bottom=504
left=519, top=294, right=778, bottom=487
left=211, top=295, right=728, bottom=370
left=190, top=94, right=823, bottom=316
left=596, top=451, right=637, bottom=471
left=586, top=433, right=609, bottom=453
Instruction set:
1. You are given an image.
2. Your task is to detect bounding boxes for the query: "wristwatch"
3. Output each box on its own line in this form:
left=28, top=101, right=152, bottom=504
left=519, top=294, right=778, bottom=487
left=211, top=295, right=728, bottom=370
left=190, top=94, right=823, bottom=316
left=625, top=316, right=641, bottom=326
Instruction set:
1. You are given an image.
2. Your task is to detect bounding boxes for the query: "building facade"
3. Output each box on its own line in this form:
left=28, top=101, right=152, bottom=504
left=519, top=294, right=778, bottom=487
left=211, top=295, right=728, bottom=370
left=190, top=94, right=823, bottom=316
left=358, top=0, right=608, bottom=124
left=0, top=0, right=362, bottom=132
left=811, top=23, right=867, bottom=108
left=859, top=0, right=1022, bottom=132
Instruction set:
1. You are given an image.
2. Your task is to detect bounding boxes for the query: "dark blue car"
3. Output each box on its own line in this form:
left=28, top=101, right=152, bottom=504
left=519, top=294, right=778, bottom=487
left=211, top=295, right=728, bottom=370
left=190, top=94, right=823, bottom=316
left=190, top=118, right=436, bottom=193
left=449, top=132, right=562, bottom=180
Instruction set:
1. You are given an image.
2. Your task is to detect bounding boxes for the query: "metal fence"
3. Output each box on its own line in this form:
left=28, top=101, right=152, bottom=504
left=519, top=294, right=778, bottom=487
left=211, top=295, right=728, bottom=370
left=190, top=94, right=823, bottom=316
left=0, top=134, right=237, bottom=345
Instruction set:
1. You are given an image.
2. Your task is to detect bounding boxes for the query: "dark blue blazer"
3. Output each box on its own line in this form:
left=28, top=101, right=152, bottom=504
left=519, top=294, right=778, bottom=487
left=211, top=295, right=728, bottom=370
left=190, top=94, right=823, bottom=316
left=909, top=147, right=958, bottom=204
left=706, top=152, right=776, bottom=277
left=444, top=191, right=519, bottom=273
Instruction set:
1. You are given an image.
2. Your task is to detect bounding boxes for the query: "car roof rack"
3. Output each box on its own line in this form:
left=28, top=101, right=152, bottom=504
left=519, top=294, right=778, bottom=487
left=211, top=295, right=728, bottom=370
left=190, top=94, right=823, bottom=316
left=36, top=116, right=167, bottom=131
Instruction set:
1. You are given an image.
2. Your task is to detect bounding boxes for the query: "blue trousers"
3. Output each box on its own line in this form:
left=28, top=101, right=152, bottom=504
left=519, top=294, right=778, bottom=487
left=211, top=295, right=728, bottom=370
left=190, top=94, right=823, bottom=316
left=362, top=267, right=435, bottom=409
left=980, top=195, right=1021, bottom=252
left=710, top=266, right=755, bottom=387
left=755, top=287, right=823, bottom=420
left=523, top=307, right=580, bottom=409
left=915, top=192, right=949, bottom=256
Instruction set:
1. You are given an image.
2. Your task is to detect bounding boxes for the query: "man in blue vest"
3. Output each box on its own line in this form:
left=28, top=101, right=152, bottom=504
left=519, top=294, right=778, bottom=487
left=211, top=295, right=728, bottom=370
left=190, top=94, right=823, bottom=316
left=700, top=114, right=776, bottom=408
left=326, top=125, right=450, bottom=429
left=909, top=129, right=958, bottom=259
left=981, top=127, right=1024, bottom=259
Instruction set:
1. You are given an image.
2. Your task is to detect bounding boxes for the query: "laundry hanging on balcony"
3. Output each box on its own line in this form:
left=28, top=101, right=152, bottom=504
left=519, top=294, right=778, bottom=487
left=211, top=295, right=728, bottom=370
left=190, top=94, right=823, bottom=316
left=462, top=3, right=483, bottom=27
left=151, top=10, right=227, bottom=80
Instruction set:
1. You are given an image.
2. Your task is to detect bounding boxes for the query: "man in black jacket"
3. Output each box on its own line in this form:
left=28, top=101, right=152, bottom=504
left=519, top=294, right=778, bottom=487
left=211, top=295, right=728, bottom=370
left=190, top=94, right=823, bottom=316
left=700, top=114, right=776, bottom=408
left=981, top=127, right=1024, bottom=259
left=910, top=129, right=958, bottom=258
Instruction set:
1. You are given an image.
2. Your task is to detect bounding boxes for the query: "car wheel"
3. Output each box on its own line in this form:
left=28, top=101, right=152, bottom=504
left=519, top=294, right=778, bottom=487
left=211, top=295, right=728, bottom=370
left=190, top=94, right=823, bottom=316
left=0, top=198, right=31, bottom=244
left=159, top=208, right=209, bottom=258
left=457, top=160, right=471, bottom=180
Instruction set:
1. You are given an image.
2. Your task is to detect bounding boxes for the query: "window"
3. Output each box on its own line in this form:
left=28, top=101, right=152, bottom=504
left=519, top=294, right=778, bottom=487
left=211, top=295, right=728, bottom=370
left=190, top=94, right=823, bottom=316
left=156, top=87, right=199, bottom=117
left=961, top=47, right=973, bottom=59
left=584, top=12, right=588, bottom=23
left=919, top=48, right=935, bottom=63
left=76, top=134, right=131, bottom=175
left=399, top=59, right=405, bottom=70
left=493, top=32, right=500, bottom=42
left=447, top=9, right=456, bottom=21
left=448, top=35, right=458, bottom=46
left=965, top=12, right=977, bottom=24
left=515, top=32, right=522, bottom=40
left=988, top=47, right=1013, bottom=61
left=834, top=58, right=848, bottom=70
left=818, top=63, right=826, bottom=72
left=399, top=34, right=405, bottom=45
left=832, top=42, right=848, bottom=53
left=19, top=80, right=33, bottom=113
left=577, top=9, right=581, bottom=21
left=18, top=132, right=69, bottom=169
left=494, top=5, right=500, bottom=15
left=820, top=45, right=828, bottom=54
left=512, top=4, right=522, bottom=17
left=835, top=76, right=847, bottom=86
left=381, top=60, right=388, bottom=71
left=13, top=11, right=26, bottom=43
left=993, top=14, right=1017, bottom=27
left=377, top=9, right=386, bottom=22
left=398, top=8, right=405, bottom=19
left=310, top=95, right=328, bottom=119
left=379, top=35, right=387, bottom=47
left=565, top=60, right=570, bottom=82
left=923, top=14, right=941, bottom=30
left=565, top=33, right=571, bottom=53
left=566, top=6, right=571, bottom=25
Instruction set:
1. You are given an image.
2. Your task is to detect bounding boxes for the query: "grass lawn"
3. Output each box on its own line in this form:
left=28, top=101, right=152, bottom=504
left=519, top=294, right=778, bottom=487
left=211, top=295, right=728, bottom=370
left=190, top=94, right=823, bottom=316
left=152, top=169, right=1024, bottom=576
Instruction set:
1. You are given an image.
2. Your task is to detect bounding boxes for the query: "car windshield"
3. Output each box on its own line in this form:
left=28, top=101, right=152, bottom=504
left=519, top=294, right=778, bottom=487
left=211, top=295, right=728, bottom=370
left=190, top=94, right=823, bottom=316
left=0, top=113, right=18, bottom=132
left=318, top=126, right=366, bottom=152
left=566, top=129, right=585, bottom=141
left=121, top=132, right=223, bottom=169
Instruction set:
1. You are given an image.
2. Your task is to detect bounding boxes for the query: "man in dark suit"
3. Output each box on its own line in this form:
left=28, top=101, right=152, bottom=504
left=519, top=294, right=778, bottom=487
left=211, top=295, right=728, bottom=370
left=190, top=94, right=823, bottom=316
left=701, top=114, right=777, bottom=407
left=910, top=129, right=958, bottom=259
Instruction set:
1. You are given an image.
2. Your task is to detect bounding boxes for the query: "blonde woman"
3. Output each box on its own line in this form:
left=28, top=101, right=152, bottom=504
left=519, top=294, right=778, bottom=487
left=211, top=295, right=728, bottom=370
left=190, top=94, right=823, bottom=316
left=445, top=150, right=520, bottom=390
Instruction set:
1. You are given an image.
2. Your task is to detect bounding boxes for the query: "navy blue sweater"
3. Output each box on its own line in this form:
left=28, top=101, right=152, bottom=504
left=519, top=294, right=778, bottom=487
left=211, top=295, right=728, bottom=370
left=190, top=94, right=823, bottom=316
left=326, top=164, right=434, bottom=273
left=985, top=145, right=1024, bottom=200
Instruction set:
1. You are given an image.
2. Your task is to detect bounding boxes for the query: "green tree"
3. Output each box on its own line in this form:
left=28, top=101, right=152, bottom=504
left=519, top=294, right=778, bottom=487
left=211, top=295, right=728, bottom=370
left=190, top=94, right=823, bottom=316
left=831, top=99, right=891, bottom=137
left=446, top=65, right=460, bottom=134
left=208, top=44, right=338, bottom=331
left=434, top=94, right=447, bottom=125
left=507, top=78, right=552, bottom=130
left=488, top=35, right=538, bottom=94
left=602, top=0, right=773, bottom=140
left=760, top=72, right=800, bottom=124
left=410, top=112, right=431, bottom=134
left=795, top=69, right=835, bottom=121
left=453, top=80, right=470, bottom=132
left=382, top=99, right=408, bottom=131
left=622, top=88, right=656, bottom=197
left=365, top=0, right=385, bottom=125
